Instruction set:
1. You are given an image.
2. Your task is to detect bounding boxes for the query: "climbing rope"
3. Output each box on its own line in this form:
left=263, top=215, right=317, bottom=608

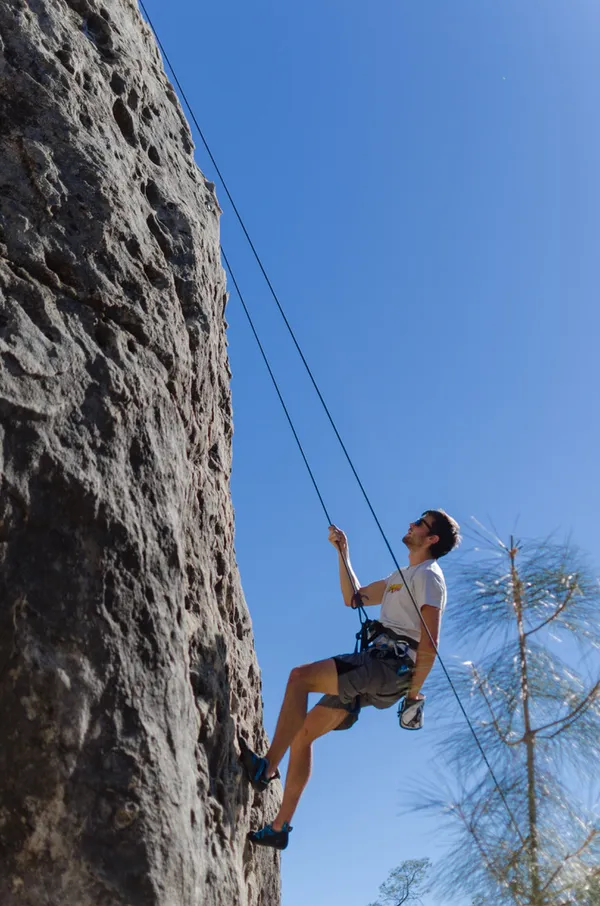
left=221, top=249, right=368, bottom=631
left=138, top=1, right=525, bottom=846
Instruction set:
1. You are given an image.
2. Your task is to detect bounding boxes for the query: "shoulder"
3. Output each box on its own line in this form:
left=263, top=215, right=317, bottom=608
left=413, top=560, right=446, bottom=604
left=426, top=560, right=446, bottom=586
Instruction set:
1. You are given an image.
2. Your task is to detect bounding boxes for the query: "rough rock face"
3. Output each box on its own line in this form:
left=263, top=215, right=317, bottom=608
left=0, top=2, right=280, bottom=904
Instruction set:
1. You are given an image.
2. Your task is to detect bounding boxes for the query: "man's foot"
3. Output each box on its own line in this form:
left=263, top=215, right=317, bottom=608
left=248, top=822, right=292, bottom=850
left=239, top=737, right=280, bottom=792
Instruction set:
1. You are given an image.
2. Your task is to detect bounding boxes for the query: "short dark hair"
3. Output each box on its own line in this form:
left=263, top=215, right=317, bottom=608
left=423, top=509, right=461, bottom=559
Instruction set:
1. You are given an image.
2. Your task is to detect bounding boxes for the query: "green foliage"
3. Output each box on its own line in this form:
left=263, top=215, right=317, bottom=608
left=368, top=858, right=431, bottom=906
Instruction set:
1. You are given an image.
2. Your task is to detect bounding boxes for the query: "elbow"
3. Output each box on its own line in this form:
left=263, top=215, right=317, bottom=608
left=418, top=637, right=438, bottom=655
left=348, top=590, right=367, bottom=609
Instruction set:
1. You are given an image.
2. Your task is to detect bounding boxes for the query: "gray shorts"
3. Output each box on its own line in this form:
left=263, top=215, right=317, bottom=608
left=318, top=649, right=414, bottom=731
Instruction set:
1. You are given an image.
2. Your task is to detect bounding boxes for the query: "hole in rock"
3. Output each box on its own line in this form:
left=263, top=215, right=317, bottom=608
left=147, top=145, right=161, bottom=166
left=112, top=98, right=136, bottom=146
left=144, top=180, right=161, bottom=207
left=44, top=250, right=77, bottom=286
left=124, top=237, right=141, bottom=259
left=95, top=322, right=112, bottom=349
left=146, top=214, right=172, bottom=259
left=85, top=13, right=115, bottom=59
left=55, top=48, right=75, bottom=74
left=110, top=72, right=126, bottom=95
left=143, top=262, right=169, bottom=288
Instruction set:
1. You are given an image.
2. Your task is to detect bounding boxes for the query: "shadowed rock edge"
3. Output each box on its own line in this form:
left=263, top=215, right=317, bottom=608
left=0, top=1, right=280, bottom=903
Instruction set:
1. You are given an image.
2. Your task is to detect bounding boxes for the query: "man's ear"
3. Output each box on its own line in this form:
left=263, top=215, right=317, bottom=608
left=427, top=534, right=439, bottom=550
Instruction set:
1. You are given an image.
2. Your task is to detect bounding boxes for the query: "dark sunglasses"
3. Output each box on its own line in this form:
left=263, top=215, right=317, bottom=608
left=414, top=516, right=434, bottom=533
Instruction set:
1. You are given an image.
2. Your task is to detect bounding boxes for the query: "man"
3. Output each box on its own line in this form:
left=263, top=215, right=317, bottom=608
left=241, top=509, right=461, bottom=850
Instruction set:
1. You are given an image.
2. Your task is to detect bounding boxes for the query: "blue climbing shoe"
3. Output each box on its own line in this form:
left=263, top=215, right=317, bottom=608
left=239, top=737, right=279, bottom=792
left=248, top=822, right=292, bottom=850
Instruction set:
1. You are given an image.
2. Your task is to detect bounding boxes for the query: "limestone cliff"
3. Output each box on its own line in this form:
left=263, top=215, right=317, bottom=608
left=0, top=1, right=280, bottom=903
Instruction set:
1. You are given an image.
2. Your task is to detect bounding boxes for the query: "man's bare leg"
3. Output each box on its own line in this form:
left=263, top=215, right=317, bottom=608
left=272, top=704, right=348, bottom=830
left=264, top=658, right=339, bottom=776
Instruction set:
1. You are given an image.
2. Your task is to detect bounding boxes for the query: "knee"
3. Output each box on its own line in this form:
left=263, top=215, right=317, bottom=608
left=288, top=664, right=311, bottom=687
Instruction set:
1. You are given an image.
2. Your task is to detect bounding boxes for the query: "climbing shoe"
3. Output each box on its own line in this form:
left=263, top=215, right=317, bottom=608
left=239, top=737, right=279, bottom=792
left=248, top=822, right=292, bottom=851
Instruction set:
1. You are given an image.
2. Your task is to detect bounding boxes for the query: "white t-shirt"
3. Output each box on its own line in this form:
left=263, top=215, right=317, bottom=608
left=379, top=559, right=446, bottom=644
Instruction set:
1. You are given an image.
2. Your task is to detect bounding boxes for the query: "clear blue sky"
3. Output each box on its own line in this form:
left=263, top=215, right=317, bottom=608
left=141, top=2, right=599, bottom=903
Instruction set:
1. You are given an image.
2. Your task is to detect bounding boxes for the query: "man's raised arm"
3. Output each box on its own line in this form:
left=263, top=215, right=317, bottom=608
left=328, top=524, right=387, bottom=607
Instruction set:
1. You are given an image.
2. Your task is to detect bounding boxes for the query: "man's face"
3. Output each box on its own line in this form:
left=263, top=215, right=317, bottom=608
left=402, top=514, right=436, bottom=551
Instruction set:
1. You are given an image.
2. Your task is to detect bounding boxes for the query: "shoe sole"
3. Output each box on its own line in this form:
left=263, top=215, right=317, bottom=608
left=248, top=832, right=288, bottom=851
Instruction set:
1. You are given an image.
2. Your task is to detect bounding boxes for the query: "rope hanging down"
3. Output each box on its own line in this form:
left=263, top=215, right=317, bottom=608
left=139, top=2, right=524, bottom=846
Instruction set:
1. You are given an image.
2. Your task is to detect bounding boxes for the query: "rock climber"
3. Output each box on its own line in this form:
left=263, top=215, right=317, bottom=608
left=240, top=509, right=461, bottom=850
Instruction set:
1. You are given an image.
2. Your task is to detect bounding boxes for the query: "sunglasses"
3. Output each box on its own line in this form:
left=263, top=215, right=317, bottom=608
left=414, top=516, right=434, bottom=533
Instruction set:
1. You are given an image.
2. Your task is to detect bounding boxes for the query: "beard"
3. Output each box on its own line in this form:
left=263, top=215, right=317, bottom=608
left=402, top=532, right=413, bottom=546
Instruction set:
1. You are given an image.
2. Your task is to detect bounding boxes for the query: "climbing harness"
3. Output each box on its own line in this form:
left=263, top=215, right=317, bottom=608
left=349, top=574, right=423, bottom=730
left=353, top=613, right=417, bottom=659
left=139, top=2, right=525, bottom=846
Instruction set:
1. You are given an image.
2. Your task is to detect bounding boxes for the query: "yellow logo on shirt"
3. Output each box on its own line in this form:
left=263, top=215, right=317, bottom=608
left=388, top=583, right=404, bottom=592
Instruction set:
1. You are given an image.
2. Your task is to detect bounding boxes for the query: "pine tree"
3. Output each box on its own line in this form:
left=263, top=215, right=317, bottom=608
left=424, top=531, right=600, bottom=906
left=368, top=858, right=431, bottom=906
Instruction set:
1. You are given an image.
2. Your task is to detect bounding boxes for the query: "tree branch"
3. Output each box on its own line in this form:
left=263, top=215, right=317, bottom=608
left=524, top=575, right=579, bottom=638
left=535, top=679, right=600, bottom=738
left=455, top=804, right=527, bottom=906
left=540, top=828, right=598, bottom=895
left=471, top=665, right=519, bottom=746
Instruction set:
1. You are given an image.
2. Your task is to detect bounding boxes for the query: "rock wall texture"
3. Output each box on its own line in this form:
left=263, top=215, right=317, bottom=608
left=0, top=2, right=281, bottom=904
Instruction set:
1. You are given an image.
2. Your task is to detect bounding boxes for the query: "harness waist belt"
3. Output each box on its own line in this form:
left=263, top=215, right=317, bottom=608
left=385, top=633, right=418, bottom=652
left=367, top=621, right=419, bottom=651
